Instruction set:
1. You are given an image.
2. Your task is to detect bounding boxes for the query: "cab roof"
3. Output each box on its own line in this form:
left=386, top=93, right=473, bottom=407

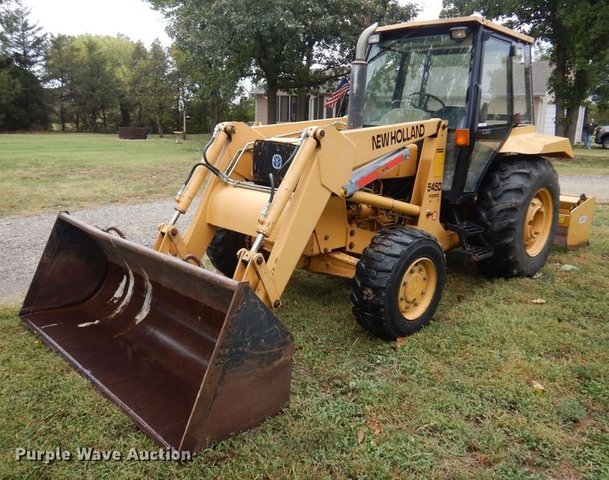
left=376, top=16, right=534, bottom=44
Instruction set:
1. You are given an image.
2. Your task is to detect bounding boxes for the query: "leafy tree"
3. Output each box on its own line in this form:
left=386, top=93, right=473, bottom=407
left=68, top=36, right=122, bottom=131
left=95, top=35, right=147, bottom=128
left=442, top=0, right=609, bottom=142
left=170, top=44, right=243, bottom=132
left=120, top=41, right=149, bottom=127
left=0, top=0, right=47, bottom=72
left=44, top=34, right=80, bottom=130
left=590, top=50, right=609, bottom=121
left=43, top=34, right=180, bottom=133
left=0, top=0, right=47, bottom=129
left=0, top=56, right=47, bottom=129
left=135, top=40, right=175, bottom=136
left=0, top=57, right=22, bottom=127
left=44, top=34, right=156, bottom=132
left=147, top=0, right=418, bottom=124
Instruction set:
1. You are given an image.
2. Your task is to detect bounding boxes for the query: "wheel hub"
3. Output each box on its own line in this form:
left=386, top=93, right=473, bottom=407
left=398, top=257, right=436, bottom=320
left=524, top=188, right=553, bottom=256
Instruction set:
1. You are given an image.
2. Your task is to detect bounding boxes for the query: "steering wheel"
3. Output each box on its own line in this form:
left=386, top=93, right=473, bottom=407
left=406, top=91, right=445, bottom=113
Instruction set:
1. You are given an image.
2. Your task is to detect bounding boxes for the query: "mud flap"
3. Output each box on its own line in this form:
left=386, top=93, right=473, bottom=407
left=19, top=212, right=294, bottom=452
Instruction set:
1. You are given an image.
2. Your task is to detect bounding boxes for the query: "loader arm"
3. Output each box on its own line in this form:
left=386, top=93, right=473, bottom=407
left=155, top=118, right=456, bottom=310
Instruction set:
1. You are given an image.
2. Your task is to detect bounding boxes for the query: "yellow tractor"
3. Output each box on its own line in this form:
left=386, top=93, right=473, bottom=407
left=20, top=17, right=594, bottom=451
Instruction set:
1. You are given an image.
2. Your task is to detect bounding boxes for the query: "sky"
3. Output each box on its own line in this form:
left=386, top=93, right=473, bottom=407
left=22, top=0, right=443, bottom=47
left=23, top=0, right=171, bottom=46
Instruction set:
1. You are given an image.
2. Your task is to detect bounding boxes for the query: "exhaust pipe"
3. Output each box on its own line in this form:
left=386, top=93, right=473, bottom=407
left=347, top=22, right=378, bottom=130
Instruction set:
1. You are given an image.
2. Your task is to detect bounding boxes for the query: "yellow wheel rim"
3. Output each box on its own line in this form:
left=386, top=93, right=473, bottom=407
left=398, top=257, right=437, bottom=320
left=524, top=187, right=553, bottom=256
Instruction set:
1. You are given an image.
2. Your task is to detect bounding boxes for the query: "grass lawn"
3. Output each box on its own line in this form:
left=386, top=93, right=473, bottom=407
left=0, top=133, right=608, bottom=478
left=0, top=132, right=209, bottom=217
left=554, top=143, right=609, bottom=175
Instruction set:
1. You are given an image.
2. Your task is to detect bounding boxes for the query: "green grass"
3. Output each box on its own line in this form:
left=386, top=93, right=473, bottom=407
left=0, top=133, right=209, bottom=217
left=0, top=132, right=607, bottom=219
left=0, top=134, right=608, bottom=478
left=554, top=144, right=609, bottom=175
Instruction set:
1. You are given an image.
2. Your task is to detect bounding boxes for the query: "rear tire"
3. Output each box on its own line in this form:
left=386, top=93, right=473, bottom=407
left=351, top=227, right=446, bottom=340
left=475, top=156, right=559, bottom=277
left=206, top=228, right=249, bottom=277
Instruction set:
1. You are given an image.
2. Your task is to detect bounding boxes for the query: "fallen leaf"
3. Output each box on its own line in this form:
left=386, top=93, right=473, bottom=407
left=357, top=430, right=365, bottom=444
left=531, top=298, right=546, bottom=304
left=561, top=264, right=579, bottom=272
left=396, top=337, right=407, bottom=345
left=368, top=421, right=384, bottom=435
left=532, top=380, right=546, bottom=393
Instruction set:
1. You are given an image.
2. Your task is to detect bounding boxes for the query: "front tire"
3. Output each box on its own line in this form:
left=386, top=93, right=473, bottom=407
left=475, top=156, right=559, bottom=277
left=206, top=228, right=249, bottom=277
left=351, top=227, right=446, bottom=340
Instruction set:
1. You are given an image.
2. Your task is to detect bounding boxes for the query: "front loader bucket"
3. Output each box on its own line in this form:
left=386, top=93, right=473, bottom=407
left=19, top=212, right=293, bottom=452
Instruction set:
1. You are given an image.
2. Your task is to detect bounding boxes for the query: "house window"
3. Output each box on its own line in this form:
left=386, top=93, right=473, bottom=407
left=277, top=94, right=300, bottom=122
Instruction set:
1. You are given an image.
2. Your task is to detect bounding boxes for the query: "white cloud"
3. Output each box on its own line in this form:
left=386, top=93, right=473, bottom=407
left=23, top=0, right=170, bottom=46
left=415, top=0, right=443, bottom=20
left=21, top=0, right=443, bottom=48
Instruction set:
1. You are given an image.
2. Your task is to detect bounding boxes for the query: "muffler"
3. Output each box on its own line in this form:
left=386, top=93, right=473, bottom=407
left=20, top=212, right=294, bottom=452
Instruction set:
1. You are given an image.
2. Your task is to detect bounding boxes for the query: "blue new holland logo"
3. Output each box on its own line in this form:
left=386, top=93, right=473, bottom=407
left=272, top=154, right=283, bottom=169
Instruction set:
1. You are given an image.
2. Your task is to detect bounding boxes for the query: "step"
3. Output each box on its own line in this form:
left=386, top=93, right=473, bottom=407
left=446, top=221, right=484, bottom=237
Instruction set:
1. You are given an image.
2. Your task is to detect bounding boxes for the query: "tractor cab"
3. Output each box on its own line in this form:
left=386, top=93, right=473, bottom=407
left=359, top=17, right=536, bottom=204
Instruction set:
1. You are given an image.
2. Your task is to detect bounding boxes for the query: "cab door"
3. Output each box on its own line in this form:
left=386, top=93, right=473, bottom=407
left=449, top=32, right=534, bottom=201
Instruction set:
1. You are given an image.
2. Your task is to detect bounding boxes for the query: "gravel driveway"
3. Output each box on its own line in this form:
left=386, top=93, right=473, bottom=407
left=1, top=175, right=607, bottom=303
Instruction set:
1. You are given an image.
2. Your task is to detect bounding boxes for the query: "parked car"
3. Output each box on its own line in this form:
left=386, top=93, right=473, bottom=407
left=595, top=125, right=609, bottom=149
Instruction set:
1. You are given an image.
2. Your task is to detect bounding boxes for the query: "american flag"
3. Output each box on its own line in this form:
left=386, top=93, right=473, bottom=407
left=324, top=77, right=350, bottom=108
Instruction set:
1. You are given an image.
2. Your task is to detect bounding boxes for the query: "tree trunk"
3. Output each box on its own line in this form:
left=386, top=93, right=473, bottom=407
left=119, top=103, right=131, bottom=127
left=267, top=83, right=278, bottom=125
left=296, top=91, right=308, bottom=121
left=59, top=102, right=66, bottom=132
left=553, top=45, right=568, bottom=139
left=566, top=107, right=580, bottom=144
left=211, top=100, right=218, bottom=133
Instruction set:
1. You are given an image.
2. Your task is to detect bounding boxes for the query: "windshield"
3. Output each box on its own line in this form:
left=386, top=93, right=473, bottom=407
left=362, top=33, right=473, bottom=128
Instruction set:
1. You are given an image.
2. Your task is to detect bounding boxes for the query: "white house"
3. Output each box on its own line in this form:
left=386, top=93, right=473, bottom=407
left=532, top=60, right=585, bottom=143
left=252, top=86, right=347, bottom=124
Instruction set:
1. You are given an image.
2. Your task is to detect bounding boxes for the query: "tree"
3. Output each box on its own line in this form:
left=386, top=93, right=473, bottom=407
left=590, top=52, right=609, bottom=120
left=43, top=34, right=182, bottom=134
left=44, top=34, right=80, bottom=131
left=135, top=40, right=175, bottom=136
left=69, top=36, right=122, bottom=131
left=120, top=41, right=149, bottom=127
left=147, top=0, right=418, bottom=124
left=442, top=0, right=609, bottom=142
left=0, top=0, right=47, bottom=130
left=0, top=56, right=47, bottom=129
left=0, top=0, right=47, bottom=72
